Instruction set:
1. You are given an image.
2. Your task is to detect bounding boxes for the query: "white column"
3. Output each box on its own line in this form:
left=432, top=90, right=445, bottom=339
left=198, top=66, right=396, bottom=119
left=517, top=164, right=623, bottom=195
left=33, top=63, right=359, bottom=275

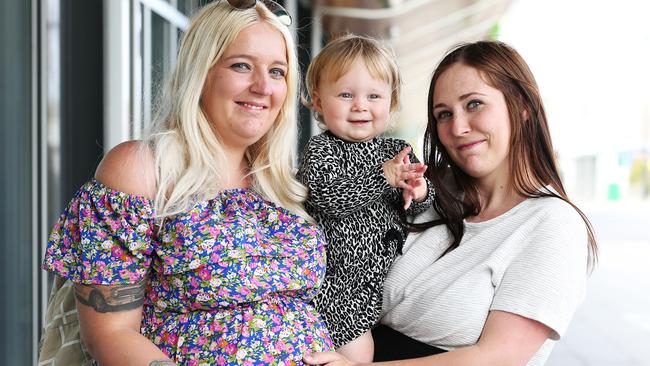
left=310, top=6, right=322, bottom=136
left=103, top=0, right=132, bottom=151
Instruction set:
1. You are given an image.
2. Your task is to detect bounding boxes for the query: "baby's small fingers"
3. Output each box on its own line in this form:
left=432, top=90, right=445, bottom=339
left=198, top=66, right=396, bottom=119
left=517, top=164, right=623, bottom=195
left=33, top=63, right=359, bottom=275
left=397, top=179, right=413, bottom=191
left=403, top=191, right=413, bottom=209
left=404, top=199, right=412, bottom=210
left=402, top=172, right=424, bottom=181
left=403, top=152, right=411, bottom=164
left=407, top=163, right=426, bottom=172
left=394, top=146, right=412, bottom=162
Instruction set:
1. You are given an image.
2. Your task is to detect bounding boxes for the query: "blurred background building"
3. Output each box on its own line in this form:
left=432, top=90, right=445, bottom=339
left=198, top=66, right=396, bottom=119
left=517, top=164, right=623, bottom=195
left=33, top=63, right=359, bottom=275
left=1, top=0, right=648, bottom=364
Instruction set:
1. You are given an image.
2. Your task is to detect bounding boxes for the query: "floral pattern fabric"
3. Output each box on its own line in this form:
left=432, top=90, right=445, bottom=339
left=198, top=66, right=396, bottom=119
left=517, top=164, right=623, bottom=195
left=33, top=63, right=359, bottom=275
left=42, top=179, right=333, bottom=365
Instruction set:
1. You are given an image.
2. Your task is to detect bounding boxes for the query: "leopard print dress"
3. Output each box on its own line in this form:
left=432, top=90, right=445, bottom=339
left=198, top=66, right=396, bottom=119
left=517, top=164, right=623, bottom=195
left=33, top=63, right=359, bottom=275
left=297, top=131, right=433, bottom=348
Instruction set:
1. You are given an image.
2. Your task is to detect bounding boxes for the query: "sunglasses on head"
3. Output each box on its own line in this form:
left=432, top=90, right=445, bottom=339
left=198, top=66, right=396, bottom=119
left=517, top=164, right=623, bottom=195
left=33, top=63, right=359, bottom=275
left=225, top=0, right=292, bottom=26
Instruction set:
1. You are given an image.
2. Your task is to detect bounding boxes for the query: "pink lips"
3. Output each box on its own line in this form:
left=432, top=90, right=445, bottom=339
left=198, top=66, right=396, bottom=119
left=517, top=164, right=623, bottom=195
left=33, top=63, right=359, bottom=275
left=457, top=139, right=485, bottom=150
left=237, top=101, right=267, bottom=110
left=348, top=120, right=370, bottom=124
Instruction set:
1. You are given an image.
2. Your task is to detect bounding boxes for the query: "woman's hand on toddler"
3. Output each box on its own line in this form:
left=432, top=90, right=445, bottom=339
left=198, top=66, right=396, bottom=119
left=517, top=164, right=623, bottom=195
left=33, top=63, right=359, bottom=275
left=303, top=351, right=359, bottom=366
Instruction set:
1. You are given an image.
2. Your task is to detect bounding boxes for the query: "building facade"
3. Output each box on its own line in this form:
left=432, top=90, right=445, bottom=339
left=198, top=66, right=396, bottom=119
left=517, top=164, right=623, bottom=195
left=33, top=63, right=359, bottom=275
left=0, top=0, right=510, bottom=363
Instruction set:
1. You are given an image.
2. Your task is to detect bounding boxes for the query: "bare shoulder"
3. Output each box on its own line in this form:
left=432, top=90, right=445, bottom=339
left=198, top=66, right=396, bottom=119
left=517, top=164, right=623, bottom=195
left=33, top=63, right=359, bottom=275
left=95, top=140, right=156, bottom=199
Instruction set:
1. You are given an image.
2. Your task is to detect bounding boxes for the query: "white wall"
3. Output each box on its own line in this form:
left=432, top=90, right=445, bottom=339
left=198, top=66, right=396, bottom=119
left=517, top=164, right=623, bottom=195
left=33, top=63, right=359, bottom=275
left=499, top=0, right=650, bottom=201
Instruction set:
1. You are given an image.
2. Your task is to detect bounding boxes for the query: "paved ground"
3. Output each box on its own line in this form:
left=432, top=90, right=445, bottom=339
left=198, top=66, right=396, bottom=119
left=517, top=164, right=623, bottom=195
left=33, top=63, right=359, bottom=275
left=546, top=201, right=650, bottom=366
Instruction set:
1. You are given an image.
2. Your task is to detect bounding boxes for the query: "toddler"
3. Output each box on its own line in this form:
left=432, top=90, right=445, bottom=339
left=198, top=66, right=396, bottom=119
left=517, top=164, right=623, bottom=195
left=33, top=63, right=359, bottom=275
left=297, top=34, right=433, bottom=362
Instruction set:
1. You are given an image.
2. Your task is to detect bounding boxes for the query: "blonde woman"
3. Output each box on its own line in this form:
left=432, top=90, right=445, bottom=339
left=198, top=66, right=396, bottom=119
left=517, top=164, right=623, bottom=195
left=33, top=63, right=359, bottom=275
left=41, top=1, right=332, bottom=365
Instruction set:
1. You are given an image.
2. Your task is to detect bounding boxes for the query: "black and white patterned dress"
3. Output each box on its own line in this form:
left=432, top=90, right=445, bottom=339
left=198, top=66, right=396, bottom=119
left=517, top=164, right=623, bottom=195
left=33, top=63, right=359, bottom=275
left=297, top=131, right=434, bottom=348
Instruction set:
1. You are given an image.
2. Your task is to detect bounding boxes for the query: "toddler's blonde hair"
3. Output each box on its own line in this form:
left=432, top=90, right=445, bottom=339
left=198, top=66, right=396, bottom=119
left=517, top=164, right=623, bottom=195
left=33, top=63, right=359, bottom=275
left=303, top=33, right=401, bottom=122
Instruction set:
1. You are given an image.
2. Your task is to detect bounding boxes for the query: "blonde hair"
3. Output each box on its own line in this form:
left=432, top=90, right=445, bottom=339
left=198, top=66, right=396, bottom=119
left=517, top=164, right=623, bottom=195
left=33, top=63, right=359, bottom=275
left=303, top=33, right=402, bottom=122
left=147, top=1, right=308, bottom=220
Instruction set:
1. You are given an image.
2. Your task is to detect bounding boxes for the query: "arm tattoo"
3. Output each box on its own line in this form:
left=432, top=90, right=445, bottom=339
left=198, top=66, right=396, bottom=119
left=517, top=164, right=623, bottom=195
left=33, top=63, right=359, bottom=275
left=74, top=280, right=146, bottom=313
left=149, top=361, right=176, bottom=366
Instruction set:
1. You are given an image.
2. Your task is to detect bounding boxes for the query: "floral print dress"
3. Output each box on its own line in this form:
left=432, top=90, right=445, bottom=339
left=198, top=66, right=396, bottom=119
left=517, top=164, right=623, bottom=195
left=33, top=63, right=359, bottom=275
left=42, top=179, right=333, bottom=365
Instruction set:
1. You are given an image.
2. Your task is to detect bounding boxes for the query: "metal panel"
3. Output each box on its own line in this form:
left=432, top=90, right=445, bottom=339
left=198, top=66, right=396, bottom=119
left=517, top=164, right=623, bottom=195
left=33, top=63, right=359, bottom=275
left=34, top=0, right=45, bottom=363
left=0, top=0, right=35, bottom=363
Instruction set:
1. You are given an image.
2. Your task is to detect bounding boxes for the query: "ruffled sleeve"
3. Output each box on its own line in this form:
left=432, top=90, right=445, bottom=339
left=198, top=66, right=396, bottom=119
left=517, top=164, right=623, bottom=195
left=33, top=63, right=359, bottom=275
left=42, top=179, right=156, bottom=285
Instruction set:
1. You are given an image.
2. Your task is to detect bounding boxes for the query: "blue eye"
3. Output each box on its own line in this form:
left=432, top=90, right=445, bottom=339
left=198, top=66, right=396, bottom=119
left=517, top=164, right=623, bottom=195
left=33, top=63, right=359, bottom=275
left=369, top=94, right=381, bottom=100
left=436, top=110, right=452, bottom=120
left=231, top=63, right=251, bottom=72
left=339, top=92, right=352, bottom=99
left=467, top=99, right=483, bottom=109
left=270, top=67, right=286, bottom=78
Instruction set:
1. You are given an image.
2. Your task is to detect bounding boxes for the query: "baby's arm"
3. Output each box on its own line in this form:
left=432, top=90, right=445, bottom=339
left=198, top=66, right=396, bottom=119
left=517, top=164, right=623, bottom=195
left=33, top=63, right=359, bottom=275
left=297, top=137, right=395, bottom=218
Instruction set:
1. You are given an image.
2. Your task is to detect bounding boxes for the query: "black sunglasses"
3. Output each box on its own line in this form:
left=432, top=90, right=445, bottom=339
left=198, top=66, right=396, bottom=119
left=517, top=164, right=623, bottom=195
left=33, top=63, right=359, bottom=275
left=226, top=0, right=292, bottom=26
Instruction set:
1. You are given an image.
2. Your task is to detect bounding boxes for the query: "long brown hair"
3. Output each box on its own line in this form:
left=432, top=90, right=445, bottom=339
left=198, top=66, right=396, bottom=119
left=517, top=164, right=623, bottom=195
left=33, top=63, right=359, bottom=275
left=416, top=41, right=597, bottom=270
